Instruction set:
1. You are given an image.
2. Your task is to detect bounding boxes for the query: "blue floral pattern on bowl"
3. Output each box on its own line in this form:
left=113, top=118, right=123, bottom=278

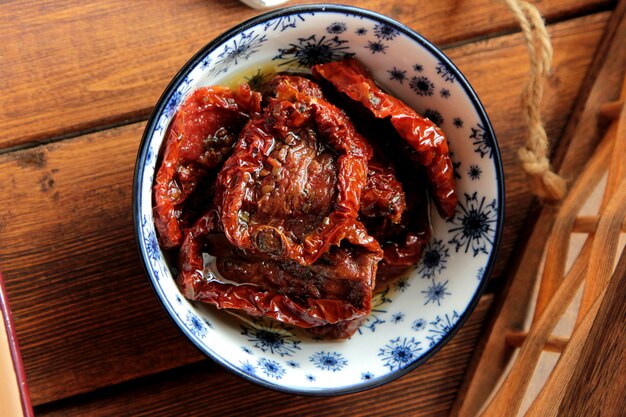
left=133, top=4, right=503, bottom=395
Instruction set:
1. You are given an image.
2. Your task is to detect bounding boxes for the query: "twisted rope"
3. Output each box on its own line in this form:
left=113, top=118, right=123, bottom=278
left=502, top=0, right=566, bottom=202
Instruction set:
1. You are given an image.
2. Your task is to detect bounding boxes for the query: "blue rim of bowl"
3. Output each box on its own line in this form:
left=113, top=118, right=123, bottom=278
left=133, top=3, right=504, bottom=396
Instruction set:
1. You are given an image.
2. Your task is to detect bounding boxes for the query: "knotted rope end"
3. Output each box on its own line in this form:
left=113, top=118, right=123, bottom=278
left=503, top=0, right=566, bottom=203
left=532, top=170, right=567, bottom=203
left=518, top=148, right=567, bottom=202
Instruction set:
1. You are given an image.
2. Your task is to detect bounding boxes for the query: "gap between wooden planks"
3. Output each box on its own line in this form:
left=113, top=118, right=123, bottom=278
left=0, top=0, right=611, bottom=151
left=0, top=12, right=609, bottom=406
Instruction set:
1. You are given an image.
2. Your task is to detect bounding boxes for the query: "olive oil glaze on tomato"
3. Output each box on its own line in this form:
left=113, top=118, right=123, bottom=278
left=152, top=58, right=456, bottom=338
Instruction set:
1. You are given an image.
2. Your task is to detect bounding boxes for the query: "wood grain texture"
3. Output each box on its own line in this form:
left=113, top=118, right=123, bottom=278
left=35, top=294, right=492, bottom=417
left=0, top=13, right=608, bottom=406
left=449, top=12, right=608, bottom=280
left=449, top=4, right=626, bottom=415
left=0, top=0, right=609, bottom=150
left=480, top=176, right=626, bottom=416
left=0, top=124, right=203, bottom=405
left=558, top=249, right=626, bottom=417
left=525, top=248, right=626, bottom=416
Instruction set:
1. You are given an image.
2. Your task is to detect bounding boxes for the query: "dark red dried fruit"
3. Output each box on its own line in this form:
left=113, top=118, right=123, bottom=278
left=312, top=58, right=457, bottom=219
left=153, top=60, right=456, bottom=338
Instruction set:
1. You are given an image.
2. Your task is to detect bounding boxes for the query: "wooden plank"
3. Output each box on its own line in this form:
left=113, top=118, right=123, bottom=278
left=0, top=13, right=608, bottom=406
left=449, top=3, right=626, bottom=415
left=35, top=294, right=492, bottom=417
left=0, top=123, right=204, bottom=406
left=480, top=178, right=626, bottom=416
left=448, top=12, right=608, bottom=279
left=557, top=249, right=626, bottom=417
left=0, top=0, right=609, bottom=150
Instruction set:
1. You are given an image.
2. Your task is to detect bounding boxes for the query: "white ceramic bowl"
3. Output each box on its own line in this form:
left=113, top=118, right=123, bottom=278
left=134, top=4, right=503, bottom=395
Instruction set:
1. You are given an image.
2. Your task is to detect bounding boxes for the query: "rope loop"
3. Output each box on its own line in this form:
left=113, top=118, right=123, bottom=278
left=501, top=0, right=566, bottom=202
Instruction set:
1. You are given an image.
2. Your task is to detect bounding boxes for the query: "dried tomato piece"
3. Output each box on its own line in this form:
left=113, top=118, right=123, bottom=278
left=312, top=58, right=457, bottom=219
left=359, top=163, right=431, bottom=282
left=178, top=214, right=379, bottom=335
left=320, top=83, right=432, bottom=281
left=373, top=177, right=431, bottom=283
left=216, top=75, right=380, bottom=265
left=174, top=76, right=382, bottom=336
left=153, top=85, right=261, bottom=248
left=360, top=161, right=406, bottom=224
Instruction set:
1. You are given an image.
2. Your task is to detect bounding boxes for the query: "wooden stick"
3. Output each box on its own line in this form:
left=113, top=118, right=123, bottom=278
left=598, top=100, right=624, bottom=120
left=525, top=247, right=626, bottom=417
left=572, top=215, right=626, bottom=233
left=600, top=76, right=626, bottom=207
left=448, top=6, right=626, bottom=415
left=504, top=331, right=568, bottom=352
left=481, top=180, right=626, bottom=416
left=532, top=126, right=613, bottom=322
left=576, top=79, right=626, bottom=322
left=479, top=238, right=591, bottom=416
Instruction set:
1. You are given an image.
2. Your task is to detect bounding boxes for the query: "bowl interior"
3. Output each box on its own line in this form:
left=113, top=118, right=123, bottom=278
left=135, top=5, right=503, bottom=394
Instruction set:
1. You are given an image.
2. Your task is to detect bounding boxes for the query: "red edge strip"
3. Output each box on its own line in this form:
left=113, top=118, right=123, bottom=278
left=0, top=272, right=34, bottom=417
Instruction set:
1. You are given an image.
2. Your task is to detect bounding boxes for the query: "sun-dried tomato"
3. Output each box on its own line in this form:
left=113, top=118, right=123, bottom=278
left=178, top=225, right=380, bottom=333
left=358, top=160, right=431, bottom=282
left=172, top=76, right=382, bottom=337
left=312, top=58, right=457, bottom=219
left=216, top=76, right=379, bottom=265
left=153, top=85, right=261, bottom=248
left=367, top=174, right=431, bottom=283
left=153, top=62, right=457, bottom=338
left=360, top=161, right=406, bottom=224
left=174, top=76, right=382, bottom=337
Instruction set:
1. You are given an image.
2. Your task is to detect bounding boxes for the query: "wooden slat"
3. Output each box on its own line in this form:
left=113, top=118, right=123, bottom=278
left=524, top=249, right=626, bottom=416
left=449, top=12, right=608, bottom=280
left=35, top=294, right=492, bottom=417
left=504, top=332, right=569, bottom=352
left=599, top=99, right=625, bottom=119
left=0, top=0, right=609, bottom=150
left=557, top=249, right=626, bottom=417
left=449, top=3, right=626, bottom=415
left=572, top=215, right=626, bottom=233
left=0, top=13, right=608, bottom=406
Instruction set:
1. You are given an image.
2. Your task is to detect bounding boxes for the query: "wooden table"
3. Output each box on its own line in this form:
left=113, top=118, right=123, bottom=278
left=0, top=0, right=615, bottom=415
